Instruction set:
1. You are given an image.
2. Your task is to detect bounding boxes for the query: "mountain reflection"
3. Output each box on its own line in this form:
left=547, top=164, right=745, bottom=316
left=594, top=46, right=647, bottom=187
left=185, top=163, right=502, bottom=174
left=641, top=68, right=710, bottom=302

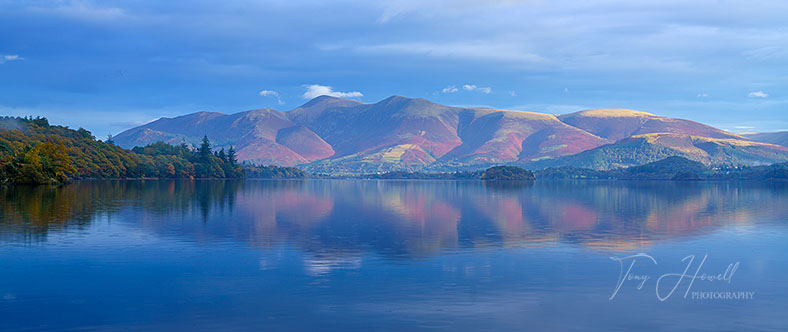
left=2, top=180, right=787, bottom=255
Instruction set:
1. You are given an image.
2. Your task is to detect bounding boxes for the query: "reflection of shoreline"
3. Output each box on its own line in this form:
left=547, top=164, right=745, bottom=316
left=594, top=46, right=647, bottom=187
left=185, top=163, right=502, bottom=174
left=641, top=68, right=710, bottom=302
left=2, top=180, right=787, bottom=256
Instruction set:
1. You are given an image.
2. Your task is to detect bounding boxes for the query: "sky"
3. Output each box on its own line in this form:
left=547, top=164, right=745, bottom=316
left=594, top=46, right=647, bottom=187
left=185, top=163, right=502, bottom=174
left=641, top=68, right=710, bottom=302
left=0, top=0, right=786, bottom=137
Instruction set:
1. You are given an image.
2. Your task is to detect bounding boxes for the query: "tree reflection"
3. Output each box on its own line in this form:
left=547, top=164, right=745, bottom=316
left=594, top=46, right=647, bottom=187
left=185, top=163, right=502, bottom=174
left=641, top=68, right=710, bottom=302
left=2, top=180, right=787, bottom=255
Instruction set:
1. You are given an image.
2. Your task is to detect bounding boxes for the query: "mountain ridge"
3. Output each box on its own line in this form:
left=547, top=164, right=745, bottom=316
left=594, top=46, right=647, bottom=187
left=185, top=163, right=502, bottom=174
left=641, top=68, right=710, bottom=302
left=113, top=95, right=788, bottom=172
left=742, top=131, right=788, bottom=148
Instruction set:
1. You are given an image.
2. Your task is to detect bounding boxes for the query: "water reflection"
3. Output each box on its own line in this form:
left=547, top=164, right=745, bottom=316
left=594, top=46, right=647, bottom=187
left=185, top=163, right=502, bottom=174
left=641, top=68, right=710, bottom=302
left=2, top=180, right=787, bottom=255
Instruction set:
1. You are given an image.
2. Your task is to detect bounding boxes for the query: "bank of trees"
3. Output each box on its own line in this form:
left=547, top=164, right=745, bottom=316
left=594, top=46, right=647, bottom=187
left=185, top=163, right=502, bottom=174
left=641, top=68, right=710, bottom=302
left=243, top=164, right=307, bottom=178
left=361, top=170, right=482, bottom=179
left=0, top=140, right=76, bottom=184
left=131, top=137, right=243, bottom=179
left=354, top=167, right=533, bottom=180
left=0, top=116, right=243, bottom=184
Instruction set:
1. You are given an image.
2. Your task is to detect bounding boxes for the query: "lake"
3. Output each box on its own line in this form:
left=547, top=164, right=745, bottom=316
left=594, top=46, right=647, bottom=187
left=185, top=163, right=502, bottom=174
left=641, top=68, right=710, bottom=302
left=1, top=180, right=787, bottom=331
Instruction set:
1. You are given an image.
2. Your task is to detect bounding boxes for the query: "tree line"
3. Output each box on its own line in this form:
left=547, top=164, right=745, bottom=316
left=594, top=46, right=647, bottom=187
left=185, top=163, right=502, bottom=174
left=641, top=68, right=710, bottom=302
left=0, top=116, right=301, bottom=184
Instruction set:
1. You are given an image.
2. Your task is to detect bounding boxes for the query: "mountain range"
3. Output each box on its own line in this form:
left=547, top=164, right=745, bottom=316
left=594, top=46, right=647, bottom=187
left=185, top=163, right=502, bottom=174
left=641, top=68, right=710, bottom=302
left=114, top=95, right=788, bottom=172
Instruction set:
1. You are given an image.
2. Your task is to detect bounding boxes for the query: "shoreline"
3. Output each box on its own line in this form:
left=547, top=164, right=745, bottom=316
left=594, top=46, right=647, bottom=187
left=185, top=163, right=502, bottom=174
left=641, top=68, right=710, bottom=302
left=50, top=177, right=788, bottom=183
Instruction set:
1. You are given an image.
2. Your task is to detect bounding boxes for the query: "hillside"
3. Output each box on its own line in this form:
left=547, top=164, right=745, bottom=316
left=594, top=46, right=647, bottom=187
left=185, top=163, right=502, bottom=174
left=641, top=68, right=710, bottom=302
left=292, top=96, right=608, bottom=173
left=615, top=156, right=708, bottom=180
left=534, top=156, right=708, bottom=180
left=536, top=156, right=788, bottom=181
left=742, top=131, right=788, bottom=148
left=526, top=133, right=788, bottom=170
left=114, top=109, right=334, bottom=166
left=557, top=109, right=742, bottom=141
left=113, top=96, right=788, bottom=173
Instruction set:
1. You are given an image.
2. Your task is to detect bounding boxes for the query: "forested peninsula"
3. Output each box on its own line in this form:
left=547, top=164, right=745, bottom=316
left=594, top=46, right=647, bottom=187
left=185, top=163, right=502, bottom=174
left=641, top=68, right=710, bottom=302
left=0, top=116, right=302, bottom=184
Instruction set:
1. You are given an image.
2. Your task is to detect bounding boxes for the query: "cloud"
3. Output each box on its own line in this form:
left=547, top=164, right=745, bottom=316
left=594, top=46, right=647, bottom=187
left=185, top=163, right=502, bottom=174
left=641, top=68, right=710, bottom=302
left=697, top=93, right=709, bottom=97
left=0, top=55, right=23, bottom=64
left=441, top=85, right=458, bottom=93
left=462, top=84, right=492, bottom=94
left=259, top=89, right=284, bottom=104
left=26, top=2, right=128, bottom=22
left=735, top=126, right=755, bottom=129
left=355, top=41, right=547, bottom=66
left=373, top=0, right=529, bottom=24
left=259, top=90, right=278, bottom=97
left=302, top=84, right=363, bottom=99
left=748, top=91, right=769, bottom=98
left=442, top=84, right=493, bottom=94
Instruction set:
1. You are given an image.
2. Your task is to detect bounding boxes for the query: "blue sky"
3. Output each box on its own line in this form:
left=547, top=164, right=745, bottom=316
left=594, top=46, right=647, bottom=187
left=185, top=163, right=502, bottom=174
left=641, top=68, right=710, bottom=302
left=0, top=0, right=786, bottom=137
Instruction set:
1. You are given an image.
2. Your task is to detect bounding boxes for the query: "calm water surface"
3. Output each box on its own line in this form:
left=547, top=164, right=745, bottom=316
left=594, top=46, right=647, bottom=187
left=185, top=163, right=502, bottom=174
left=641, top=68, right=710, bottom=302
left=1, top=180, right=787, bottom=331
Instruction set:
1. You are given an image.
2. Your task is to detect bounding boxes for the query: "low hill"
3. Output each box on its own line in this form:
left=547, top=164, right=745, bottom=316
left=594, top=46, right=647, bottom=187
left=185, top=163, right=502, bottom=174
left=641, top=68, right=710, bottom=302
left=615, top=156, right=708, bottom=180
left=527, top=133, right=788, bottom=170
left=481, top=166, right=535, bottom=180
left=536, top=157, right=787, bottom=181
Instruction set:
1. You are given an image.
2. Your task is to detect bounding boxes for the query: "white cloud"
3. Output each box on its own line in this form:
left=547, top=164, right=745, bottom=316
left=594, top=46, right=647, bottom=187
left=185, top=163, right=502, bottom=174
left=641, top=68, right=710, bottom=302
left=259, top=89, right=284, bottom=104
left=748, top=91, right=769, bottom=98
left=441, top=83, right=493, bottom=94
left=697, top=93, right=709, bottom=97
left=735, top=126, right=755, bottom=129
left=442, top=85, right=458, bottom=93
left=509, top=91, right=517, bottom=97
left=302, top=84, right=363, bottom=99
left=0, top=55, right=23, bottom=64
left=462, top=84, right=492, bottom=94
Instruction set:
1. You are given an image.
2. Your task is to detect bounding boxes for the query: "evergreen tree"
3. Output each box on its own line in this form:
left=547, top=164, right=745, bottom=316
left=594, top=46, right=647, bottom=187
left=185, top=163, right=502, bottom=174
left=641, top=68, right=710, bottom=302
left=227, top=146, right=237, bottom=166
left=198, top=135, right=211, bottom=160
left=106, top=133, right=115, bottom=145
left=217, top=148, right=227, bottom=163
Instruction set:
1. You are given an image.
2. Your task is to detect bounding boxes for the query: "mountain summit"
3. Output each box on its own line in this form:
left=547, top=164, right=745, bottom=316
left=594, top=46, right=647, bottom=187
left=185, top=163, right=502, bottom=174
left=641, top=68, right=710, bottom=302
left=114, top=96, right=788, bottom=172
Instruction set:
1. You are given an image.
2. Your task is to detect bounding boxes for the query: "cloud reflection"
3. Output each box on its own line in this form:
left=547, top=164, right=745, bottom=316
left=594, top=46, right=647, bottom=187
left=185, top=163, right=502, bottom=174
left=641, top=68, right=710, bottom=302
left=2, top=180, right=788, bottom=256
